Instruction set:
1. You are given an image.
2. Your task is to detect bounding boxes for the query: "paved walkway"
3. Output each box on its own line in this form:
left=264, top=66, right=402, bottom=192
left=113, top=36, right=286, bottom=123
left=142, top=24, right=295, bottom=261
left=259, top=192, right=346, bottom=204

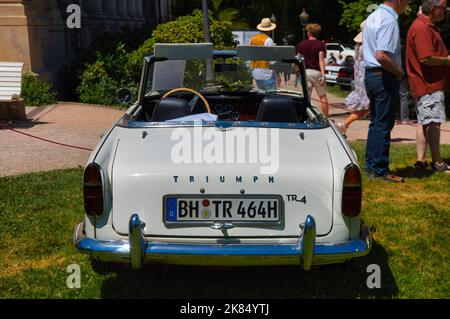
left=1, top=93, right=449, bottom=177
left=0, top=103, right=124, bottom=177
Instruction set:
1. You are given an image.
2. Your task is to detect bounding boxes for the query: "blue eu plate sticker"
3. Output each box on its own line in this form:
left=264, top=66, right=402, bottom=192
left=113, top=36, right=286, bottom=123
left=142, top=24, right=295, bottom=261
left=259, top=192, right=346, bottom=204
left=166, top=197, right=177, bottom=221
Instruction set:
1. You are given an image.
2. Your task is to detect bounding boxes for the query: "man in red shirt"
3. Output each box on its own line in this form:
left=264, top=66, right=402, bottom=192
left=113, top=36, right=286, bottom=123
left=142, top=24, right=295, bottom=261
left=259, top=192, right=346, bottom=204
left=406, top=0, right=450, bottom=173
left=297, top=23, right=329, bottom=116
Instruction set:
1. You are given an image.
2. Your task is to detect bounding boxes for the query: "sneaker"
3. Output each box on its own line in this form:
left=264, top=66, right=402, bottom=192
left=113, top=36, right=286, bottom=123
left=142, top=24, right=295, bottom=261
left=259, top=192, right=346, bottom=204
left=413, top=161, right=428, bottom=170
left=432, top=161, right=450, bottom=174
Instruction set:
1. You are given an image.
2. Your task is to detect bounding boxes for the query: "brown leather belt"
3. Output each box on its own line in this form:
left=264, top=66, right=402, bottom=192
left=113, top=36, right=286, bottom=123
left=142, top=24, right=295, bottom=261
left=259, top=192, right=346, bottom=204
left=366, top=67, right=384, bottom=74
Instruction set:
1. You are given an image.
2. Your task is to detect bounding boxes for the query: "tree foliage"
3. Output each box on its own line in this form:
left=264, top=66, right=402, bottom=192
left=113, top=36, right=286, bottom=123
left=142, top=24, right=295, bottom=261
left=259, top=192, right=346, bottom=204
left=212, top=0, right=249, bottom=29
left=339, top=0, right=382, bottom=33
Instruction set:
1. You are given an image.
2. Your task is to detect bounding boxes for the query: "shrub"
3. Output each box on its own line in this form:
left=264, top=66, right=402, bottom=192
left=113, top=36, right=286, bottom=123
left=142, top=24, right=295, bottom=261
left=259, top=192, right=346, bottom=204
left=127, top=10, right=235, bottom=79
left=78, top=10, right=235, bottom=106
left=77, top=43, right=138, bottom=106
left=22, top=74, right=57, bottom=106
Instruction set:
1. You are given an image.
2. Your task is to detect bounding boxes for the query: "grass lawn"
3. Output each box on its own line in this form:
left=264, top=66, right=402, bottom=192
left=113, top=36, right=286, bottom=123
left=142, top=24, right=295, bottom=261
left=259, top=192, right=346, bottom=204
left=327, top=84, right=351, bottom=99
left=0, top=143, right=449, bottom=299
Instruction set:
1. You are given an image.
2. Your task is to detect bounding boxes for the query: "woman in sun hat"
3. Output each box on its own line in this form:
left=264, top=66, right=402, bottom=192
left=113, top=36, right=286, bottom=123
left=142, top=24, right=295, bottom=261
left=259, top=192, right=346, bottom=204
left=337, top=20, right=370, bottom=135
left=250, top=18, right=280, bottom=91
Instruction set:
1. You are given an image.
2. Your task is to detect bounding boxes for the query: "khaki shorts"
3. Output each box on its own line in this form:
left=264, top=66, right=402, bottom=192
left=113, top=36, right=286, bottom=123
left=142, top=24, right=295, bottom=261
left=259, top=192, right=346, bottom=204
left=416, top=91, right=446, bottom=125
left=306, top=69, right=327, bottom=98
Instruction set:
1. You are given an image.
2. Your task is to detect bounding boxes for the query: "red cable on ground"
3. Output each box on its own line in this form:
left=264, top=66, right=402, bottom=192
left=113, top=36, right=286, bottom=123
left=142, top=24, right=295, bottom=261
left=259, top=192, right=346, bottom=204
left=0, top=124, right=93, bottom=151
left=0, top=97, right=448, bottom=150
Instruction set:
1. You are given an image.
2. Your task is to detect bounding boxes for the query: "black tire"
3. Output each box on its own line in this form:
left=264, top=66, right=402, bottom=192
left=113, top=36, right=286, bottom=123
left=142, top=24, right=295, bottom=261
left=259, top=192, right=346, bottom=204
left=89, top=256, right=124, bottom=274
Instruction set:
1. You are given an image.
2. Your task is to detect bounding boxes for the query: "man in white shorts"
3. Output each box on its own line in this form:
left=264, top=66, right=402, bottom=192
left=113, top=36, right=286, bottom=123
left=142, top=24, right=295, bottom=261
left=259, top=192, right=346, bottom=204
left=406, top=0, right=450, bottom=173
left=296, top=23, right=329, bottom=116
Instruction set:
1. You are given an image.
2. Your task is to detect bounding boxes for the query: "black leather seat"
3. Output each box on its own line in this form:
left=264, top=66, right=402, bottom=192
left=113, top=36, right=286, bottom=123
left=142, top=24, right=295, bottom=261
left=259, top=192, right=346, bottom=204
left=256, top=95, right=299, bottom=123
left=152, top=97, right=191, bottom=122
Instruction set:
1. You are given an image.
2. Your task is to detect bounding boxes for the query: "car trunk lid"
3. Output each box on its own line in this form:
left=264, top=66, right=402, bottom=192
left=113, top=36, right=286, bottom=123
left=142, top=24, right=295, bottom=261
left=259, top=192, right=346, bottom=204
left=111, top=127, right=334, bottom=237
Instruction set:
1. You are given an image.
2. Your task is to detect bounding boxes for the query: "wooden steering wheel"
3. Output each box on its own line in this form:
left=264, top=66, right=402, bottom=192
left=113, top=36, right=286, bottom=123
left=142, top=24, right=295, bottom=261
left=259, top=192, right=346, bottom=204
left=162, top=88, right=212, bottom=114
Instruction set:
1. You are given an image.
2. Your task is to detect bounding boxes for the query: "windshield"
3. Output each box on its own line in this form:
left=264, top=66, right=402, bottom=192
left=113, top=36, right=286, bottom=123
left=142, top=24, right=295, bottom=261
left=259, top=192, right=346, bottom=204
left=144, top=53, right=305, bottom=97
left=126, top=44, right=326, bottom=129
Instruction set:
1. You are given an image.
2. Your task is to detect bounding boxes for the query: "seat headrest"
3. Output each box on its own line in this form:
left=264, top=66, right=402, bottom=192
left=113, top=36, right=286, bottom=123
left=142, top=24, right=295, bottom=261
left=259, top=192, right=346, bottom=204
left=256, top=96, right=299, bottom=123
left=152, top=97, right=191, bottom=122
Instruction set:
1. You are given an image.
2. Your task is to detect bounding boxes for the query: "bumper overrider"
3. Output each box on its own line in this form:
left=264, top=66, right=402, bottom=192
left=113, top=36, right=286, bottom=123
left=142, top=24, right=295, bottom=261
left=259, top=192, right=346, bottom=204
left=73, top=215, right=372, bottom=270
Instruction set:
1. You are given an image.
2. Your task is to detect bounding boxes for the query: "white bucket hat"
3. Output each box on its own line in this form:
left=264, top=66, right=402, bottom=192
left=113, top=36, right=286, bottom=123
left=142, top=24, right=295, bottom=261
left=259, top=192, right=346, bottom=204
left=257, top=18, right=277, bottom=32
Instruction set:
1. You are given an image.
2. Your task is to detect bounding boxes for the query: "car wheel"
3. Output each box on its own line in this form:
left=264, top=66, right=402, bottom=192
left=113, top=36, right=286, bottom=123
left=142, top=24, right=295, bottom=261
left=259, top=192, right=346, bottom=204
left=89, top=256, right=123, bottom=274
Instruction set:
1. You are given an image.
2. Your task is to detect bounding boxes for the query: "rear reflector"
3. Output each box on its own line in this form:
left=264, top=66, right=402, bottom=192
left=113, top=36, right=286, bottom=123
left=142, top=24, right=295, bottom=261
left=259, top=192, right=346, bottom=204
left=342, top=164, right=362, bottom=217
left=84, top=164, right=104, bottom=216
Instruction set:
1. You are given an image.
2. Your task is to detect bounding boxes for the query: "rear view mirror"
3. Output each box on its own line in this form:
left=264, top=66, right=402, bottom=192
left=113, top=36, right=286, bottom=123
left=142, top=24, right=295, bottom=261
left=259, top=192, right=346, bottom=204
left=117, top=88, right=132, bottom=104
left=214, top=63, right=238, bottom=73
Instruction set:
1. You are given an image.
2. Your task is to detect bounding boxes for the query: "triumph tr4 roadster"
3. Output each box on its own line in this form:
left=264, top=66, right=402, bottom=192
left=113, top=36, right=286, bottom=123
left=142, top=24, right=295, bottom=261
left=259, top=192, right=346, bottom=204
left=73, top=43, right=372, bottom=271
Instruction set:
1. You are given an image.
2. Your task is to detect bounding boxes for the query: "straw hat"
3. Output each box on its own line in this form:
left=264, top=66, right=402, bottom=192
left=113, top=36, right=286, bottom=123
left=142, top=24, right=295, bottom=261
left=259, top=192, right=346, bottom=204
left=257, top=18, right=277, bottom=32
left=353, top=20, right=366, bottom=44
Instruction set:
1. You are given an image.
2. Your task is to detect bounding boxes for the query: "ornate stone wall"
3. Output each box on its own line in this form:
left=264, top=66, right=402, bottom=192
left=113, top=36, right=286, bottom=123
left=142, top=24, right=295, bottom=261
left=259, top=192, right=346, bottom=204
left=0, top=0, right=175, bottom=88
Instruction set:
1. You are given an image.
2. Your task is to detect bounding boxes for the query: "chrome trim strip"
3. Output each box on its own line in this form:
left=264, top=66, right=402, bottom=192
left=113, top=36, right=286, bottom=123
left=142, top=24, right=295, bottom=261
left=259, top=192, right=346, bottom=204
left=120, top=120, right=328, bottom=130
left=74, top=216, right=372, bottom=269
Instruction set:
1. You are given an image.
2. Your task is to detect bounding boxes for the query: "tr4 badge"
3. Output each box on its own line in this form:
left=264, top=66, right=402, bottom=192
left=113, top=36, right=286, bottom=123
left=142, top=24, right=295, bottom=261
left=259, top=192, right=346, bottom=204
left=286, top=194, right=307, bottom=204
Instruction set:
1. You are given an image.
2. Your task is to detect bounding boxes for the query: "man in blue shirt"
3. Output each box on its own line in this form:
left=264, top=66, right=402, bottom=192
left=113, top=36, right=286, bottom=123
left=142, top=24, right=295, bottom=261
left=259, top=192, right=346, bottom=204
left=362, top=0, right=410, bottom=183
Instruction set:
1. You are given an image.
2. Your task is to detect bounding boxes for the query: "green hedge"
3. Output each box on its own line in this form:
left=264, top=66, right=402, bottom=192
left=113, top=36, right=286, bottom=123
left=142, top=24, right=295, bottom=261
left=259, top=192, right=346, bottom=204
left=22, top=74, right=57, bottom=106
left=77, top=10, right=235, bottom=106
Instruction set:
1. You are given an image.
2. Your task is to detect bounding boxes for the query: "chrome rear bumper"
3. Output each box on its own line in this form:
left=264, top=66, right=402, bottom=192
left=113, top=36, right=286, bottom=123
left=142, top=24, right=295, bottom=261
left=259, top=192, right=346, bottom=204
left=73, top=215, right=372, bottom=270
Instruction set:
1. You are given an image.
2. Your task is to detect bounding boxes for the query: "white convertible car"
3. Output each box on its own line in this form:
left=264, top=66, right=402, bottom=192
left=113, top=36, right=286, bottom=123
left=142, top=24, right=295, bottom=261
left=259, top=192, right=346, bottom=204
left=73, top=43, right=371, bottom=271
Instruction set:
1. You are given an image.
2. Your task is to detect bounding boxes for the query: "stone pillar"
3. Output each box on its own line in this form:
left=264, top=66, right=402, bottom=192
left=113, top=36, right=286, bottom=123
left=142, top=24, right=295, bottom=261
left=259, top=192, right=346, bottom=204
left=142, top=0, right=150, bottom=20
left=0, top=0, right=31, bottom=71
left=153, top=0, right=160, bottom=25
left=135, top=0, right=145, bottom=26
left=115, top=0, right=131, bottom=28
left=82, top=0, right=106, bottom=40
left=159, top=0, right=168, bottom=23
left=102, top=0, right=120, bottom=32
left=57, top=0, right=80, bottom=59
left=127, top=0, right=137, bottom=28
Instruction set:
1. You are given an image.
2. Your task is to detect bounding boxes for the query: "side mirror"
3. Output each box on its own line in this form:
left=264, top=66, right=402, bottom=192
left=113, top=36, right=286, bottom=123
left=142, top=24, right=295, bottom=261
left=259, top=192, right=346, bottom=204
left=117, top=88, right=132, bottom=104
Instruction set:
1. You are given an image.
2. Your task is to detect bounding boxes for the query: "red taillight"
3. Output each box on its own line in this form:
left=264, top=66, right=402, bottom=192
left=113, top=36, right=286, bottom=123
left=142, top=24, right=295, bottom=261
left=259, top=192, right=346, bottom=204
left=84, top=164, right=103, bottom=216
left=342, top=164, right=362, bottom=217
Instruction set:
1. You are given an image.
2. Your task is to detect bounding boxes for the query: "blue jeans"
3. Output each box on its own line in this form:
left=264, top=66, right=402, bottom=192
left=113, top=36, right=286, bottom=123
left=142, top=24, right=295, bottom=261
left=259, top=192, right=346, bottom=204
left=399, top=78, right=410, bottom=121
left=255, top=76, right=276, bottom=91
left=364, top=70, right=400, bottom=176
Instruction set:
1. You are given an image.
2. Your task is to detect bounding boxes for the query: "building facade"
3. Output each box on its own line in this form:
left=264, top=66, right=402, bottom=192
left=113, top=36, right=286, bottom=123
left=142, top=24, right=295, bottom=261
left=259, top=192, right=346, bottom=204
left=0, top=0, right=176, bottom=85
